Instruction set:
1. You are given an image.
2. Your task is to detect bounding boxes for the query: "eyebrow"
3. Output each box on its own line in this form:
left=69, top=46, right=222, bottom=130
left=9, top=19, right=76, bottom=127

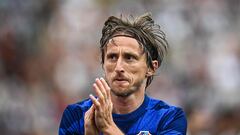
left=106, top=50, right=141, bottom=59
left=124, top=51, right=139, bottom=58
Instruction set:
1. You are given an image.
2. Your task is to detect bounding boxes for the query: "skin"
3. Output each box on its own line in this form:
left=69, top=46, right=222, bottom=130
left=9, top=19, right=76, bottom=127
left=84, top=36, right=158, bottom=135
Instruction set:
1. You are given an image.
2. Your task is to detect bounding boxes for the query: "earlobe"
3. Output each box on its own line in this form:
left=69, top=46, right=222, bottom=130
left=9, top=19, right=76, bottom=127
left=146, top=71, right=153, bottom=77
left=146, top=68, right=154, bottom=77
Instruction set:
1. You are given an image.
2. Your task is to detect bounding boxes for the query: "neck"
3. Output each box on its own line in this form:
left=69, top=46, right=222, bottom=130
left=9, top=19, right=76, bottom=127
left=111, top=86, right=145, bottom=114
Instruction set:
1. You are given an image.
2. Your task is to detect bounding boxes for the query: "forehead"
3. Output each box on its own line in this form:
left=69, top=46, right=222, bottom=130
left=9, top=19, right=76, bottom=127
left=105, top=36, right=143, bottom=53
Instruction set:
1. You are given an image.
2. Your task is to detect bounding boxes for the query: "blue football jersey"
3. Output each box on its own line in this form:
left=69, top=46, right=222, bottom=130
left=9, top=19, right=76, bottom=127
left=59, top=95, right=187, bottom=135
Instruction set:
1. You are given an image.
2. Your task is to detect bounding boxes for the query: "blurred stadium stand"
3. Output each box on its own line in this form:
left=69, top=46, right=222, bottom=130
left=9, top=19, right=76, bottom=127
left=0, top=0, right=239, bottom=134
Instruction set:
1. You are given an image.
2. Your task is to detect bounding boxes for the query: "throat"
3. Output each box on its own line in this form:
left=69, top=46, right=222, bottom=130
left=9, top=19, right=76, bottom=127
left=112, top=94, right=145, bottom=114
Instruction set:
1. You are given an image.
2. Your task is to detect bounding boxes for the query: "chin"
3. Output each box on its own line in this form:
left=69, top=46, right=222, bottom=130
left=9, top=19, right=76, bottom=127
left=112, top=90, right=133, bottom=97
left=111, top=84, right=129, bottom=91
left=111, top=86, right=138, bottom=97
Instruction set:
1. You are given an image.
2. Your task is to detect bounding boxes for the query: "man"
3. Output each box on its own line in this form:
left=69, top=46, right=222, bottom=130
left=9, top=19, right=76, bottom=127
left=59, top=13, right=187, bottom=135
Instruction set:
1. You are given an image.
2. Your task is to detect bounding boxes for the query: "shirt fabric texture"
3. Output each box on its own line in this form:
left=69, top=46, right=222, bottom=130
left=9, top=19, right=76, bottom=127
left=59, top=95, right=187, bottom=135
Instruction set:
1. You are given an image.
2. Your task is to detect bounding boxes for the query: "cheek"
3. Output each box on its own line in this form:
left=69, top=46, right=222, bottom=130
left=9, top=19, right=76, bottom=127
left=128, top=65, right=148, bottom=78
left=103, top=63, right=115, bottom=75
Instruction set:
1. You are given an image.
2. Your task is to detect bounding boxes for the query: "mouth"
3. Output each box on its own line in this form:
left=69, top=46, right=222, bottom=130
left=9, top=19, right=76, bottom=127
left=113, top=78, right=129, bottom=84
left=115, top=78, right=126, bottom=81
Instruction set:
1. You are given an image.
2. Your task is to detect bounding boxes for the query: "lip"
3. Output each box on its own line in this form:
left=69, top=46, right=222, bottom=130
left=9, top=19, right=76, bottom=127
left=114, top=77, right=128, bottom=81
left=115, top=78, right=127, bottom=81
left=113, top=81, right=128, bottom=86
left=113, top=78, right=128, bottom=84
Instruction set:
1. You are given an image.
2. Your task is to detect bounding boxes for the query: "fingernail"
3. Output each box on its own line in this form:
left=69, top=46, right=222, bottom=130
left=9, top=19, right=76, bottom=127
left=89, top=94, right=94, bottom=97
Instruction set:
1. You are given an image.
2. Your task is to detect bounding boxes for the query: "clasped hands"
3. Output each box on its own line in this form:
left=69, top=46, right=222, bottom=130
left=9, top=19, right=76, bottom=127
left=84, top=78, right=123, bottom=135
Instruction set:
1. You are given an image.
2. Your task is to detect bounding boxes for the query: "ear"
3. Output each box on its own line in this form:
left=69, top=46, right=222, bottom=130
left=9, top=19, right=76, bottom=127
left=146, top=60, right=159, bottom=77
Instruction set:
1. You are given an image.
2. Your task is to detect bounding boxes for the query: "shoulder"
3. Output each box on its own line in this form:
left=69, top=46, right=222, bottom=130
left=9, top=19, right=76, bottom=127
left=60, top=98, right=93, bottom=126
left=147, top=96, right=185, bottom=114
left=146, top=96, right=187, bottom=134
left=65, top=98, right=93, bottom=113
left=59, top=98, right=92, bottom=134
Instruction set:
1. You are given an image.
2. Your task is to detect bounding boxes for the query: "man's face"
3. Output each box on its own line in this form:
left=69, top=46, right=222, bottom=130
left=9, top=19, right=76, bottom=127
left=103, top=36, right=149, bottom=97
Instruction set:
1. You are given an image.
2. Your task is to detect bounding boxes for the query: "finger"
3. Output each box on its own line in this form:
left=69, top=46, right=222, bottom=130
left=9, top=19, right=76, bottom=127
left=100, top=77, right=111, bottom=99
left=95, top=78, right=107, bottom=99
left=93, top=83, right=104, bottom=103
left=89, top=94, right=101, bottom=110
left=88, top=105, right=93, bottom=112
left=85, top=105, right=94, bottom=119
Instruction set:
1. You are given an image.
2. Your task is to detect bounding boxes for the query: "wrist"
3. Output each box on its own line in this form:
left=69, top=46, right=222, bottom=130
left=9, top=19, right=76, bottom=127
left=102, top=123, right=124, bottom=135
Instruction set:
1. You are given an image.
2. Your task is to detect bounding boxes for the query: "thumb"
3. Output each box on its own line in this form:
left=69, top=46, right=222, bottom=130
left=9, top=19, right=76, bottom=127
left=85, top=104, right=95, bottom=119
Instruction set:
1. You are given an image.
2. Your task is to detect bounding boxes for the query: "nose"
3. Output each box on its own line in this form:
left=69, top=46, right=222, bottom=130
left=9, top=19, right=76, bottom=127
left=115, top=58, right=124, bottom=73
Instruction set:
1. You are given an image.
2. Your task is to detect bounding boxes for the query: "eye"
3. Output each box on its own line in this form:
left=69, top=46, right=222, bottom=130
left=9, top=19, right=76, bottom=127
left=107, top=54, right=118, bottom=61
left=125, top=54, right=137, bottom=61
left=126, top=55, right=133, bottom=60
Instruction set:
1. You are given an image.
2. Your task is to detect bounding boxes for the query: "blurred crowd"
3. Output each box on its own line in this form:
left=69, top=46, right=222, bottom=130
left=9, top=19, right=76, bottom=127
left=0, top=0, right=240, bottom=134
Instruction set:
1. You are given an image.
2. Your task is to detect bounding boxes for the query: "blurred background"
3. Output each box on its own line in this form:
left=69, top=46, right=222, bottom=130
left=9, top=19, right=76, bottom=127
left=0, top=0, right=240, bottom=134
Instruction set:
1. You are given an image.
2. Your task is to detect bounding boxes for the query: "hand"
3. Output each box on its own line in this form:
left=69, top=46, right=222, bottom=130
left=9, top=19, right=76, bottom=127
left=84, top=105, right=99, bottom=135
left=89, top=78, right=124, bottom=135
left=90, top=78, right=113, bottom=131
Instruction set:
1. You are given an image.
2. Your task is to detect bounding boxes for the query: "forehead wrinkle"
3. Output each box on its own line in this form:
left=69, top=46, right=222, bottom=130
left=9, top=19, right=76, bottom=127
left=103, top=38, right=115, bottom=54
left=104, top=38, right=118, bottom=53
left=105, top=36, right=146, bottom=56
left=108, top=38, right=118, bottom=47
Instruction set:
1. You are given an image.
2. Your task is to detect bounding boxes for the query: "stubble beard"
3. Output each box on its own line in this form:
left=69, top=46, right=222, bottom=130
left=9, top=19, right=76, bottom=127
left=110, top=79, right=144, bottom=97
